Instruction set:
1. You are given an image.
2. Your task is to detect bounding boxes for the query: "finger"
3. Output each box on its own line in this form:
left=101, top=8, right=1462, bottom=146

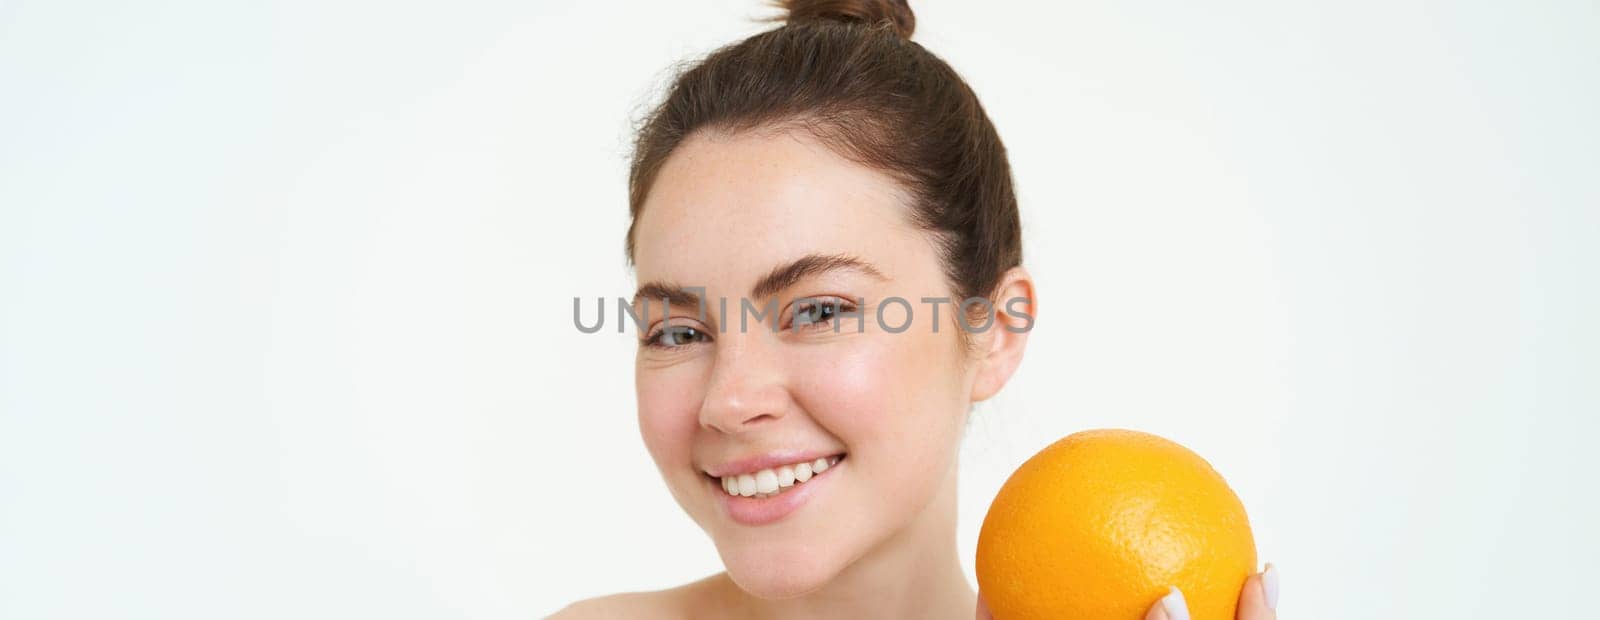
left=1236, top=563, right=1281, bottom=620
left=1145, top=586, right=1190, bottom=620
left=975, top=591, right=993, bottom=620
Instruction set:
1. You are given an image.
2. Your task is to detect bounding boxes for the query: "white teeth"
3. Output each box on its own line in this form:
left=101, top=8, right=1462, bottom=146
left=755, top=469, right=779, bottom=494
left=714, top=455, right=844, bottom=497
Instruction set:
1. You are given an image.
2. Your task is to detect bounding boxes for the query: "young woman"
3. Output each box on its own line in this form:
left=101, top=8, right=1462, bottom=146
left=558, top=1, right=1278, bottom=618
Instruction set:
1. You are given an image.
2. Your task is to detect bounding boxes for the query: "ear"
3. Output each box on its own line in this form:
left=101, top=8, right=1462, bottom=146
left=970, top=266, right=1037, bottom=402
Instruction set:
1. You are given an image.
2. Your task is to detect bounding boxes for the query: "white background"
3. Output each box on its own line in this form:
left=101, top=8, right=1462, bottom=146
left=2, top=0, right=1596, bottom=618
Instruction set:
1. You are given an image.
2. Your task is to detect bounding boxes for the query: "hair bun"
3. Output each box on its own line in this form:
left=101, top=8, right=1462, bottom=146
left=779, top=0, right=916, bottom=39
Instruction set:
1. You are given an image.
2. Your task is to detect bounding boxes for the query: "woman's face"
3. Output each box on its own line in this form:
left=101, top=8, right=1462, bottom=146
left=630, top=128, right=982, bottom=597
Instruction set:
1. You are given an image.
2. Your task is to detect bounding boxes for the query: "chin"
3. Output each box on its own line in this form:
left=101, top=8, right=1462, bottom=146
left=716, top=537, right=847, bottom=599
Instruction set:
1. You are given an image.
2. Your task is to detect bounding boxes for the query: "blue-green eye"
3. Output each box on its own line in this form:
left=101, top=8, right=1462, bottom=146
left=790, top=298, right=856, bottom=331
left=646, top=324, right=711, bottom=348
left=795, top=301, right=840, bottom=325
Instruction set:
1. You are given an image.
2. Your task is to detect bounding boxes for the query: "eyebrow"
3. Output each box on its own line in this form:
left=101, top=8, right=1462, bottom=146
left=630, top=253, right=887, bottom=309
left=749, top=252, right=885, bottom=300
left=632, top=281, right=701, bottom=309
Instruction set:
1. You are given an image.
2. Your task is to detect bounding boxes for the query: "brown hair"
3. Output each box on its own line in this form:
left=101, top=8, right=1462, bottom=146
left=626, top=0, right=1021, bottom=310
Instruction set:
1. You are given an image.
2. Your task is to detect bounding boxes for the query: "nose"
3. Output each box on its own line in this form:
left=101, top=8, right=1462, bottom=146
left=697, top=336, right=790, bottom=434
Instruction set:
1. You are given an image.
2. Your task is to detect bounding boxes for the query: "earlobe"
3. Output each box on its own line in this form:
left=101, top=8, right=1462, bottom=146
left=970, top=267, right=1037, bottom=402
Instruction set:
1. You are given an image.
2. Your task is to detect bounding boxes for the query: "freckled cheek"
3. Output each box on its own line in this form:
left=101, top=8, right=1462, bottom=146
left=788, top=336, right=949, bottom=444
left=635, top=371, right=705, bottom=468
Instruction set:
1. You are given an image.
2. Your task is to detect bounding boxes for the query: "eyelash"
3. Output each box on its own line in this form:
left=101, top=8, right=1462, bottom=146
left=641, top=323, right=711, bottom=349
left=639, top=297, right=858, bottom=349
left=787, top=298, right=856, bottom=331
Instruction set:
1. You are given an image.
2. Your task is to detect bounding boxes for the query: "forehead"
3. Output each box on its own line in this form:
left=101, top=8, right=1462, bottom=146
left=632, top=129, right=927, bottom=289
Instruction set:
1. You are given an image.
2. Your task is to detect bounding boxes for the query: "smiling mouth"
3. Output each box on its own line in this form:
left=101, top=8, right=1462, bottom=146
left=708, top=454, right=845, bottom=499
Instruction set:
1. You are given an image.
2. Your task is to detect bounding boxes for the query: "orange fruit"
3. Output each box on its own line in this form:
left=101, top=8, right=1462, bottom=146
left=976, top=429, right=1256, bottom=620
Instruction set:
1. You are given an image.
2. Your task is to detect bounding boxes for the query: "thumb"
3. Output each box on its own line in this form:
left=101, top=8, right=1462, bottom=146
left=975, top=592, right=993, bottom=620
left=1145, top=586, right=1190, bottom=620
left=1236, top=563, right=1280, bottom=620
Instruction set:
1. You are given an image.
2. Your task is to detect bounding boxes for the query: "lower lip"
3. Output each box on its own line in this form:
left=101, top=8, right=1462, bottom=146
left=712, top=461, right=842, bottom=526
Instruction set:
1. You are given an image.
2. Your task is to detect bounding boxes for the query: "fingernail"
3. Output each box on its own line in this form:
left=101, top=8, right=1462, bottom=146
left=1161, top=585, right=1190, bottom=620
left=1261, top=563, right=1280, bottom=610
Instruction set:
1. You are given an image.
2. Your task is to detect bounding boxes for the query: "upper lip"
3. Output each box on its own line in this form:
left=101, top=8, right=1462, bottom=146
left=701, top=450, right=846, bottom=478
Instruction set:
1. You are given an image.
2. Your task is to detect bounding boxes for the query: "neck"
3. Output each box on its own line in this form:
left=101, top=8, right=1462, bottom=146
left=717, top=466, right=975, bottom=619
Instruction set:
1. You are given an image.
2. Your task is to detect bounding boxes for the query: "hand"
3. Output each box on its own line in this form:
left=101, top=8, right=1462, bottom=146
left=975, top=563, right=1280, bottom=620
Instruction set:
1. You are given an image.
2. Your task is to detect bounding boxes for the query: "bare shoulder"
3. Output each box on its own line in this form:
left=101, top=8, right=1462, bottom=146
left=546, top=591, right=663, bottom=619
left=545, top=574, right=731, bottom=620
